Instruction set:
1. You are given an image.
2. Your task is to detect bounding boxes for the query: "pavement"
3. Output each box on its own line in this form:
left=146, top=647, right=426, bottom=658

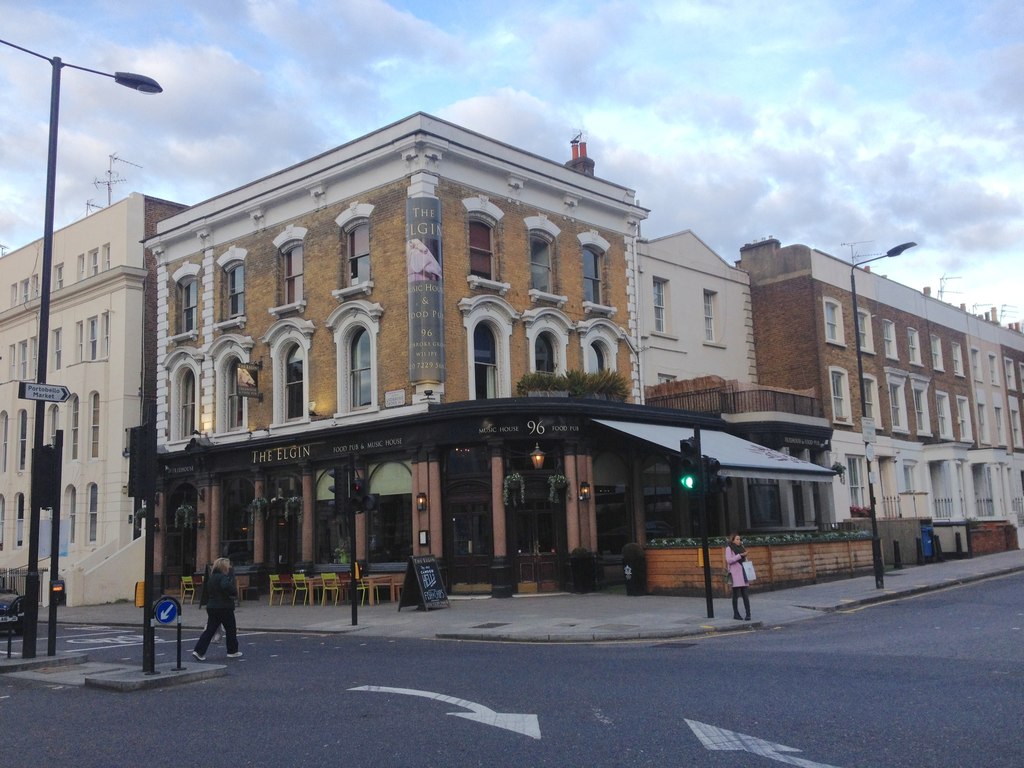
left=2, top=549, right=1022, bottom=691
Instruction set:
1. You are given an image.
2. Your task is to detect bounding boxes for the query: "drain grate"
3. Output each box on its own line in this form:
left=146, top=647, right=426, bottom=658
left=471, top=622, right=510, bottom=629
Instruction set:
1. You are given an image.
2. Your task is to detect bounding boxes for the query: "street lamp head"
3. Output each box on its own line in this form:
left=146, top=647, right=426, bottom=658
left=886, top=241, right=917, bottom=259
left=113, top=71, right=163, bottom=94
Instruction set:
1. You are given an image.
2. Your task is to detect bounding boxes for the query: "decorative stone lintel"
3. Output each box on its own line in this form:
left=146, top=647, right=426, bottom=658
left=332, top=282, right=374, bottom=301
left=582, top=301, right=617, bottom=318
left=528, top=289, right=568, bottom=308
left=466, top=275, right=510, bottom=296
left=269, top=300, right=307, bottom=319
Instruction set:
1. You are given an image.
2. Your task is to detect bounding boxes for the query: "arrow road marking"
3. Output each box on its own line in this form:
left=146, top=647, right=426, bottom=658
left=685, top=719, right=843, bottom=768
left=350, top=685, right=541, bottom=740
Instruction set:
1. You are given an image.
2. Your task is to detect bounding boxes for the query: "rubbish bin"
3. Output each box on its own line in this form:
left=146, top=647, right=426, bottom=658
left=621, top=543, right=646, bottom=596
left=920, top=525, right=934, bottom=559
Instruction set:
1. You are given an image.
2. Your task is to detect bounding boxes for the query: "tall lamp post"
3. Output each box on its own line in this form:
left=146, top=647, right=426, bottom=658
left=1, top=39, right=162, bottom=659
left=850, top=241, right=917, bottom=590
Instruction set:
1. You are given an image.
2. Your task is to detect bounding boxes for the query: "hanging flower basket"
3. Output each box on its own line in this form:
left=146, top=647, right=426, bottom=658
left=248, top=496, right=270, bottom=519
left=285, top=496, right=303, bottom=520
left=831, top=462, right=846, bottom=484
left=548, top=473, right=568, bottom=502
left=503, top=472, right=525, bottom=506
left=174, top=504, right=196, bottom=529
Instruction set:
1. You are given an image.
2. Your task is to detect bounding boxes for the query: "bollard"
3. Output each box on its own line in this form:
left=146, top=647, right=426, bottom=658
left=915, top=537, right=924, bottom=566
left=933, top=533, right=944, bottom=562
left=955, top=532, right=963, bottom=556
left=892, top=540, right=903, bottom=569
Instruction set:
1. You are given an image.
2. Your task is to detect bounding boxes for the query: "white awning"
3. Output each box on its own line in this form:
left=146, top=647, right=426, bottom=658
left=593, top=419, right=834, bottom=482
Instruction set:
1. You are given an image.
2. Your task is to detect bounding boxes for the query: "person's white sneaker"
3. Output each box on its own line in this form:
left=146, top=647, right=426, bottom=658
left=226, top=651, right=243, bottom=658
left=191, top=650, right=205, bottom=661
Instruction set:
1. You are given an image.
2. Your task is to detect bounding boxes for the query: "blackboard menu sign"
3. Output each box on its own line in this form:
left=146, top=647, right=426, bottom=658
left=398, top=555, right=450, bottom=611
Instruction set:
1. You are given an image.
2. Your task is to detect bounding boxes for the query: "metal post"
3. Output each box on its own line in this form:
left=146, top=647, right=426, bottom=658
left=23, top=55, right=63, bottom=660
left=694, top=427, right=714, bottom=619
left=850, top=266, right=885, bottom=590
left=349, top=454, right=359, bottom=626
left=46, top=430, right=64, bottom=655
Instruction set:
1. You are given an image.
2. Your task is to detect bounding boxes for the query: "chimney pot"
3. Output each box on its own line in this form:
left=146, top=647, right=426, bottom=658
left=571, top=141, right=579, bottom=161
left=923, top=286, right=931, bottom=296
left=580, top=141, right=588, bottom=157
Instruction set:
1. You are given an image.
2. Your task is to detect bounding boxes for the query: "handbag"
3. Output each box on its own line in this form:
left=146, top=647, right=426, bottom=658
left=741, top=560, right=756, bottom=582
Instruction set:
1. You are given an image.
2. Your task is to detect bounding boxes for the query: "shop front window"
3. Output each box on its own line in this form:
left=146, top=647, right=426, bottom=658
left=748, top=479, right=782, bottom=527
left=367, top=494, right=412, bottom=564
left=640, top=459, right=678, bottom=540
left=221, top=477, right=255, bottom=565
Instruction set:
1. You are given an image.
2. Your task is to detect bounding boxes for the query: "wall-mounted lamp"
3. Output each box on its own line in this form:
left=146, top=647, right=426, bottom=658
left=578, top=481, right=592, bottom=502
left=416, top=492, right=428, bottom=512
left=308, top=400, right=317, bottom=416
left=151, top=518, right=161, bottom=533
left=197, top=513, right=206, bottom=530
left=530, top=443, right=545, bottom=470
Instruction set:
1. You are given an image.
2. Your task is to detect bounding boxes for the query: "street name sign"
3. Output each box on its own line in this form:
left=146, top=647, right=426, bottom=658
left=18, top=382, right=71, bottom=403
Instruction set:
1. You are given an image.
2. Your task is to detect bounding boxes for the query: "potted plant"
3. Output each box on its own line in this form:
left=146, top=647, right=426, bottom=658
left=174, top=503, right=196, bottom=529
left=248, top=496, right=269, bottom=519
left=503, top=472, right=525, bottom=505
left=569, top=546, right=597, bottom=593
left=285, top=495, right=302, bottom=519
left=831, top=462, right=846, bottom=484
left=548, top=473, right=568, bottom=502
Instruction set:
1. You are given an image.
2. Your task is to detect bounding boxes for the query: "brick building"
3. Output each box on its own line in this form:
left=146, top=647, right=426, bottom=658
left=146, top=115, right=832, bottom=597
left=739, top=238, right=1024, bottom=549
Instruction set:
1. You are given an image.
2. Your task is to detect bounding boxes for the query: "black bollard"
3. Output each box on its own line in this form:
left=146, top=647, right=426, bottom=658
left=915, top=537, right=924, bottom=566
left=933, top=533, right=944, bottom=562
left=955, top=532, right=963, bottom=557
left=892, top=540, right=903, bottom=570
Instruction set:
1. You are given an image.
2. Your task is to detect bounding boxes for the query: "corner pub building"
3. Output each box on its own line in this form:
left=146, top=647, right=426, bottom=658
left=146, top=113, right=834, bottom=597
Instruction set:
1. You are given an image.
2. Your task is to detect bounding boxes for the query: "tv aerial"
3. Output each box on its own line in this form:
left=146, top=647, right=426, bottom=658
left=93, top=153, right=143, bottom=207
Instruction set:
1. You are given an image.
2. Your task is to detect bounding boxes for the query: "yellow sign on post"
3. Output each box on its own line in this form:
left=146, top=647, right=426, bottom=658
left=135, top=581, right=146, bottom=608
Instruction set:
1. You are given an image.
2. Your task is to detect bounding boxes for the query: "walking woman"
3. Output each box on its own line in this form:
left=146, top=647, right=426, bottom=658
left=192, top=557, right=242, bottom=660
left=724, top=533, right=752, bottom=621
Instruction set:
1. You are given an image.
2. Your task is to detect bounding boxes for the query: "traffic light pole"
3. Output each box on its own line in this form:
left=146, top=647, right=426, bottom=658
left=694, top=428, right=714, bottom=619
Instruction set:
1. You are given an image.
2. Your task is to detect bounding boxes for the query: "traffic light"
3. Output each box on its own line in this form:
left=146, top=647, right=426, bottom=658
left=327, top=467, right=342, bottom=513
left=679, top=436, right=700, bottom=492
left=31, top=444, right=60, bottom=509
left=349, top=478, right=378, bottom=512
left=704, top=456, right=726, bottom=494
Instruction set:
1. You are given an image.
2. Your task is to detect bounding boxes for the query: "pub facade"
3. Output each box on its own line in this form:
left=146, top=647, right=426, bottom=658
left=147, top=114, right=833, bottom=596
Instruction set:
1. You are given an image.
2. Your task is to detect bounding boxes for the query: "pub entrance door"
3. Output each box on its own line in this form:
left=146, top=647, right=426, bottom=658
left=445, top=499, right=493, bottom=594
left=512, top=499, right=563, bottom=593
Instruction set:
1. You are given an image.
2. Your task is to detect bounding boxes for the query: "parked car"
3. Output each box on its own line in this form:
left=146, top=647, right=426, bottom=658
left=0, top=590, right=25, bottom=635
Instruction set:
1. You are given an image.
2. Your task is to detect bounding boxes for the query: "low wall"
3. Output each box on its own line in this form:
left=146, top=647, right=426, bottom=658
left=645, top=539, right=873, bottom=597
left=970, top=522, right=1020, bottom=556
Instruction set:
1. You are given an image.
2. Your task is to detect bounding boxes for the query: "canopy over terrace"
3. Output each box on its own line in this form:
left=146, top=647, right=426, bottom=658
left=592, top=419, right=835, bottom=482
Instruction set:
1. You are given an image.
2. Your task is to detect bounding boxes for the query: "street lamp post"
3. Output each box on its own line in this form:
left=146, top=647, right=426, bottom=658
left=1, top=38, right=161, bottom=659
left=850, top=241, right=917, bottom=590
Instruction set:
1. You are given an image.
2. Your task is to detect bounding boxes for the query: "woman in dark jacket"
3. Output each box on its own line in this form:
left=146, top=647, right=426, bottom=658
left=192, top=557, right=242, bottom=660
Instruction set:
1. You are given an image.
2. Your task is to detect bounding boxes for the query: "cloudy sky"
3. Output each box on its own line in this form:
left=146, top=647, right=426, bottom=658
left=1, top=1, right=1021, bottom=321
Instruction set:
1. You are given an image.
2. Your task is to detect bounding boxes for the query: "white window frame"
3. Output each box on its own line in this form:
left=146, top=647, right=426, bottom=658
left=994, top=405, right=1005, bottom=446
left=955, top=395, right=972, bottom=442
left=53, top=327, right=62, bottom=370
left=935, top=391, right=953, bottom=439
left=829, top=367, right=850, bottom=423
left=952, top=342, right=964, bottom=376
left=1010, top=402, right=1022, bottom=448
left=1005, top=358, right=1017, bottom=391
left=652, top=278, right=667, bottom=334
left=988, top=353, right=999, bottom=386
left=703, top=289, right=718, bottom=344
left=887, top=375, right=908, bottom=433
left=847, top=456, right=866, bottom=508
left=823, top=298, right=843, bottom=345
left=457, top=295, right=516, bottom=402
left=263, top=318, right=314, bottom=427
left=882, top=320, right=897, bottom=359
left=856, top=309, right=874, bottom=353
left=930, top=335, right=944, bottom=371
left=970, top=348, right=981, bottom=381
left=907, top=328, right=921, bottom=365
left=911, top=381, right=931, bottom=436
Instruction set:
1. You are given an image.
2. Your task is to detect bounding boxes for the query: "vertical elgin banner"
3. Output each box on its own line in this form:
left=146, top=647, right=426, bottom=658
left=406, top=197, right=445, bottom=384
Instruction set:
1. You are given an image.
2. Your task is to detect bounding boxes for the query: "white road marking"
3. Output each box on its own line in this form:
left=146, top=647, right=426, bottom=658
left=686, top=719, right=844, bottom=768
left=351, top=685, right=541, bottom=740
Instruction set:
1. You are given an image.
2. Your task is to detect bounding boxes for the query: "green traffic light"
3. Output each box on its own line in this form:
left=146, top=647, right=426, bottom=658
left=680, top=474, right=696, bottom=490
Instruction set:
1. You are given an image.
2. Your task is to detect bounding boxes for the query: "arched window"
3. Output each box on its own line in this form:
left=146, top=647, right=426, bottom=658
left=48, top=404, right=60, bottom=445
left=180, top=370, right=196, bottom=436
left=179, top=278, right=198, bottom=333
left=469, top=220, right=494, bottom=279
left=473, top=324, right=497, bottom=399
left=535, top=332, right=556, bottom=374
left=90, top=392, right=101, bottom=458
left=226, top=358, right=245, bottom=430
left=0, top=411, right=7, bottom=472
left=17, top=409, right=27, bottom=471
left=227, top=263, right=245, bottom=318
left=350, top=329, right=371, bottom=409
left=587, top=341, right=608, bottom=372
left=285, top=344, right=305, bottom=421
left=530, top=234, right=552, bottom=292
left=66, top=486, right=77, bottom=545
left=69, top=396, right=80, bottom=460
left=88, top=483, right=98, bottom=542
left=283, top=244, right=303, bottom=304
left=348, top=222, right=370, bottom=286
left=583, top=245, right=602, bottom=304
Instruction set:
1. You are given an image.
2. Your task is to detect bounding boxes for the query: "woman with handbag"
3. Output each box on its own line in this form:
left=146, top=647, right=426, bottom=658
left=724, top=533, right=752, bottom=621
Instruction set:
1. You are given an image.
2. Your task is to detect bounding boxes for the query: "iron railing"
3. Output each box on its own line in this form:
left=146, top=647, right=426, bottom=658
left=646, top=387, right=822, bottom=418
left=932, top=497, right=954, bottom=519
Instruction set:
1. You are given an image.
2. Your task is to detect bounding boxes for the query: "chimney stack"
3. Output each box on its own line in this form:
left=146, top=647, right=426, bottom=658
left=565, top=135, right=595, bottom=176
left=923, top=286, right=931, bottom=297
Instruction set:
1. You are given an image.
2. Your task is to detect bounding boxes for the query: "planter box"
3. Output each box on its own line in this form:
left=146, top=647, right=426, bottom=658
left=645, top=539, right=873, bottom=597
